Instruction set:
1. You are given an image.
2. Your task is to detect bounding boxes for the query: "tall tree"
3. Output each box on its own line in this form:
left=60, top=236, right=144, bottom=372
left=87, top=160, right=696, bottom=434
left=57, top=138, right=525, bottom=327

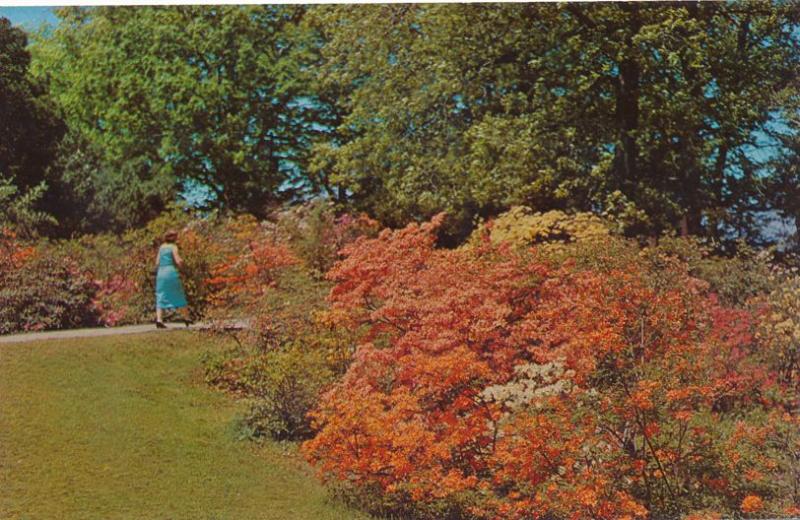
left=766, top=87, right=800, bottom=248
left=33, top=6, right=322, bottom=228
left=0, top=16, right=64, bottom=234
left=309, top=3, right=800, bottom=241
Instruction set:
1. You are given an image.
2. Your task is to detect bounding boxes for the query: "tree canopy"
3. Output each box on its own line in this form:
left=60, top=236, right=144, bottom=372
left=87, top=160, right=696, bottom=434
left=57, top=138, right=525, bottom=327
left=0, top=16, right=63, bottom=234
left=1, top=4, right=797, bottom=243
left=32, top=6, right=328, bottom=229
left=306, top=3, right=800, bottom=241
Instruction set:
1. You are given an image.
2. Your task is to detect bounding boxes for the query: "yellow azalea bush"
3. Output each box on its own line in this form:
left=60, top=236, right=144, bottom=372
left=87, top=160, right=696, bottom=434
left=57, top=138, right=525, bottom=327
left=468, top=206, right=611, bottom=251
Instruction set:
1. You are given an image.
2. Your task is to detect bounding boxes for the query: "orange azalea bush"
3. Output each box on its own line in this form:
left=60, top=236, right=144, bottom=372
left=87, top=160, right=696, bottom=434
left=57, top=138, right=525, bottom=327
left=0, top=228, right=35, bottom=278
left=204, top=208, right=380, bottom=440
left=206, top=237, right=298, bottom=313
left=303, top=215, right=799, bottom=519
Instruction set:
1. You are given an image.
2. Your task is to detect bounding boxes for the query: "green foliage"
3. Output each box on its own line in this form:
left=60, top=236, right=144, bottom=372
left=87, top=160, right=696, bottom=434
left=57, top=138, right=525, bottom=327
left=0, top=17, right=64, bottom=235
left=33, top=6, right=329, bottom=227
left=0, top=17, right=65, bottom=190
left=307, top=4, right=800, bottom=241
left=273, top=200, right=380, bottom=276
left=0, top=175, right=55, bottom=237
left=645, top=236, right=777, bottom=308
left=38, top=130, right=117, bottom=237
left=239, top=347, right=334, bottom=441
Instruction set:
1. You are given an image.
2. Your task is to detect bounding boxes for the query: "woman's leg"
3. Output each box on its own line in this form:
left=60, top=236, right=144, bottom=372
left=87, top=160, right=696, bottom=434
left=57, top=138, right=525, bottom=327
left=156, top=307, right=163, bottom=323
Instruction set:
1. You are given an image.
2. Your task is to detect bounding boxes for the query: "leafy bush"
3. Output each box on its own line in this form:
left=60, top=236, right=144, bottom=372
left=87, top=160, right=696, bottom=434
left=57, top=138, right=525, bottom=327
left=236, top=348, right=334, bottom=440
left=758, top=273, right=800, bottom=395
left=205, top=264, right=359, bottom=441
left=469, top=206, right=611, bottom=250
left=302, top=215, right=799, bottom=519
left=647, top=236, right=777, bottom=308
left=755, top=274, right=800, bottom=507
left=208, top=344, right=333, bottom=441
left=0, top=243, right=98, bottom=333
left=202, top=205, right=375, bottom=441
left=273, top=200, right=380, bottom=276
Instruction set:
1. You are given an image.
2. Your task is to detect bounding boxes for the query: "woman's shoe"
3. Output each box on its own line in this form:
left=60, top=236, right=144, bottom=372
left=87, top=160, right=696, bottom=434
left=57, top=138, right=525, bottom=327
left=184, top=318, right=194, bottom=328
left=155, top=321, right=167, bottom=329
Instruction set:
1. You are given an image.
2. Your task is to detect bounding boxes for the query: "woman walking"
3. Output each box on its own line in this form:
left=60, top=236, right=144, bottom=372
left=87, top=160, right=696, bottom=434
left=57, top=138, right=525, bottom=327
left=154, top=230, right=191, bottom=328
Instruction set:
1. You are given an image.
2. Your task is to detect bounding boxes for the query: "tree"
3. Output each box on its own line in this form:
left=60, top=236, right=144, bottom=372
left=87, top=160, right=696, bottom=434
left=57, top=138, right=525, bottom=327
left=765, top=87, right=800, bottom=248
left=0, top=17, right=64, bottom=235
left=308, top=4, right=800, bottom=241
left=33, top=6, right=324, bottom=227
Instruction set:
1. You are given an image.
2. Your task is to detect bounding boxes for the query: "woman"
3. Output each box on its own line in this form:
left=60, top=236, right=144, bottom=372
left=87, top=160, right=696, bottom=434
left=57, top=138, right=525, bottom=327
left=154, top=230, right=191, bottom=328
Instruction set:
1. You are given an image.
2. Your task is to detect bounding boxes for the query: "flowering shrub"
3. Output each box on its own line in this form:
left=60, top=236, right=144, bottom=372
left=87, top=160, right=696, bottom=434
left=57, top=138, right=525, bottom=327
left=206, top=236, right=299, bottom=312
left=302, top=215, right=799, bottom=519
left=468, top=206, right=610, bottom=251
left=469, top=207, right=778, bottom=309
left=206, top=265, right=360, bottom=441
left=0, top=204, right=381, bottom=332
left=203, top=204, right=380, bottom=441
left=60, top=211, right=269, bottom=326
left=273, top=200, right=380, bottom=276
left=0, top=233, right=99, bottom=334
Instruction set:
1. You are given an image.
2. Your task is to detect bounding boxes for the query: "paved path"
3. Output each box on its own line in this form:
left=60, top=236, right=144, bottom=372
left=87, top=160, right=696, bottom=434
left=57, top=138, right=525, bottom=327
left=0, top=320, right=248, bottom=345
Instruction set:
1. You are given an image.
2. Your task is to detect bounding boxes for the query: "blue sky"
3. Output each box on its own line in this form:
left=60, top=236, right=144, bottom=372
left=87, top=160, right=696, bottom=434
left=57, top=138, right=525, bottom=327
left=0, top=7, right=59, bottom=30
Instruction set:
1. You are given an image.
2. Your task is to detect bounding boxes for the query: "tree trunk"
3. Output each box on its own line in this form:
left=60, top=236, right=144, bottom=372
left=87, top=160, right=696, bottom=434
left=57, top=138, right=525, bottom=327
left=615, top=5, right=642, bottom=185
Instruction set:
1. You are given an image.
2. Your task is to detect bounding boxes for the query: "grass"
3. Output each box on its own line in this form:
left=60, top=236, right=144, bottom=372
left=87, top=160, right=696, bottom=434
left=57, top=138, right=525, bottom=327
left=0, top=331, right=370, bottom=520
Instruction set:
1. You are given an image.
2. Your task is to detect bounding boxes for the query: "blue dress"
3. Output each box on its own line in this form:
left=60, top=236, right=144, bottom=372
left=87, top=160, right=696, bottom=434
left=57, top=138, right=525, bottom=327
left=155, top=244, right=188, bottom=310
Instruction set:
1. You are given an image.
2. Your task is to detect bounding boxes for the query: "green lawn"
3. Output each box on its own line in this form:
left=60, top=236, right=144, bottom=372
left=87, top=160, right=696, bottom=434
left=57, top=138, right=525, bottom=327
left=0, top=331, right=368, bottom=520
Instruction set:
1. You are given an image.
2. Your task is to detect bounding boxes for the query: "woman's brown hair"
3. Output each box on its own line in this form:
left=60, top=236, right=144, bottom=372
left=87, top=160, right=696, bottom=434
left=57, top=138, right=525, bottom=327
left=163, top=230, right=178, bottom=243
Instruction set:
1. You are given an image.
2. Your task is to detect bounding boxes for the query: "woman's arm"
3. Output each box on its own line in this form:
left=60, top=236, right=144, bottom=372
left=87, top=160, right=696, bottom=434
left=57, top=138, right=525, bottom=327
left=172, top=245, right=184, bottom=267
left=155, top=248, right=161, bottom=268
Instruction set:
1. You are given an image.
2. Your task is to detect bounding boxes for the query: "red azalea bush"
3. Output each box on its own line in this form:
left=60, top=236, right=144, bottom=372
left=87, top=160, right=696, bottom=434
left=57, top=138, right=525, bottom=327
left=302, top=215, right=799, bottom=519
left=0, top=229, right=99, bottom=333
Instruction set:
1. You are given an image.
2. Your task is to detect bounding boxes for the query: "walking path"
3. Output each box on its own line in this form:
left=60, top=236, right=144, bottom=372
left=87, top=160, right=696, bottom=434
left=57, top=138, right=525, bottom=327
left=0, top=320, right=248, bottom=345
